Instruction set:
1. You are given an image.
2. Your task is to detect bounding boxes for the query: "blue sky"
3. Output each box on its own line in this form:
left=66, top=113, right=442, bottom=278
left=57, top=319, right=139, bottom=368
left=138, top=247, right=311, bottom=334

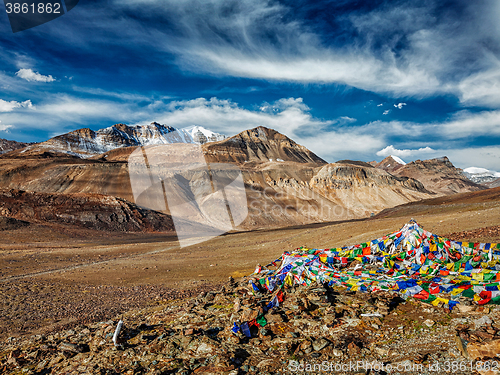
left=0, top=0, right=500, bottom=169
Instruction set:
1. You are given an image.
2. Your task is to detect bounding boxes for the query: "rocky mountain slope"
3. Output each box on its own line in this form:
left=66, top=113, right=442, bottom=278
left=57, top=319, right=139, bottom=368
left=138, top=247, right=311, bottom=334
left=374, top=156, right=484, bottom=195
left=202, top=126, right=326, bottom=165
left=486, top=178, right=500, bottom=188
left=372, top=155, right=406, bottom=174
left=14, top=123, right=225, bottom=158
left=0, top=138, right=30, bottom=154
left=308, top=161, right=430, bottom=216
left=375, top=186, right=500, bottom=220
left=0, top=189, right=175, bottom=232
left=0, top=127, right=467, bottom=231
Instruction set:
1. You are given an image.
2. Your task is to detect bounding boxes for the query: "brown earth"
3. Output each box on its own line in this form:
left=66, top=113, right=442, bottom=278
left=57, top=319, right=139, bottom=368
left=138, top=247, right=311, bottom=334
left=0, top=186, right=499, bottom=340
left=3, top=274, right=497, bottom=375
left=444, top=225, right=500, bottom=242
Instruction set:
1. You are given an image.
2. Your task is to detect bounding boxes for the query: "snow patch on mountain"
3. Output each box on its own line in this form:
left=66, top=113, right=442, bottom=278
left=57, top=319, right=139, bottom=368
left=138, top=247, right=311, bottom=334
left=390, top=155, right=406, bottom=165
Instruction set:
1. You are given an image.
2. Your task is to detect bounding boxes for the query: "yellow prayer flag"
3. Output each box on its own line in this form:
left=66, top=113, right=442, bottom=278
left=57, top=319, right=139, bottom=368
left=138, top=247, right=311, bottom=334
left=431, top=297, right=448, bottom=306
left=472, top=273, right=484, bottom=281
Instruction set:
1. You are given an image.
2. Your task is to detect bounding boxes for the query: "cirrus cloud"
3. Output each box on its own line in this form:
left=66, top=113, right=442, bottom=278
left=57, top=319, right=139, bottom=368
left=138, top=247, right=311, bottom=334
left=109, top=0, right=500, bottom=106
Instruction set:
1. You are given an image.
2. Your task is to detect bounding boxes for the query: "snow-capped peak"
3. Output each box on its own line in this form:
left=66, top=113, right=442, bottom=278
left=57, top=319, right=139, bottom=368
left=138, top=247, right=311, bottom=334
left=181, top=125, right=226, bottom=144
left=463, top=167, right=500, bottom=176
left=463, top=166, right=500, bottom=184
left=390, top=155, right=406, bottom=165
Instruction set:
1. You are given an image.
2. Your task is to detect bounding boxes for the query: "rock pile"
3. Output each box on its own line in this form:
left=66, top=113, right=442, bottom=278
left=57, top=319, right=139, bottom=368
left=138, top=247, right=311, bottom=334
left=2, top=276, right=500, bottom=374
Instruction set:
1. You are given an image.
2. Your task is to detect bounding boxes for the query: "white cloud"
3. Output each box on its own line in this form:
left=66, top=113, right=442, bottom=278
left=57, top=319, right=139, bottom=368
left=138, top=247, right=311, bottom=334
left=106, top=0, right=500, bottom=105
left=0, top=95, right=137, bottom=137
left=435, top=147, right=500, bottom=171
left=375, top=146, right=500, bottom=171
left=35, top=95, right=135, bottom=123
left=15, top=69, right=55, bottom=83
left=157, top=97, right=330, bottom=138
left=71, top=86, right=174, bottom=102
left=0, top=99, right=33, bottom=112
left=366, top=109, right=500, bottom=141
left=151, top=97, right=382, bottom=161
left=2, top=91, right=498, bottom=167
left=376, top=145, right=434, bottom=158
left=394, top=103, right=406, bottom=109
left=0, top=120, right=13, bottom=132
left=377, top=103, right=383, bottom=107
left=463, top=167, right=500, bottom=177
left=434, top=110, right=500, bottom=139
left=6, top=0, right=497, bottom=106
left=458, top=62, right=500, bottom=107
left=383, top=110, right=390, bottom=115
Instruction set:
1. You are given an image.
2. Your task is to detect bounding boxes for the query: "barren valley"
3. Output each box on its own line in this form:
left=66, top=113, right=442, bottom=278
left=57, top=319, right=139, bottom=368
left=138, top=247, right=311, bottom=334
left=0, top=125, right=499, bottom=375
left=1, top=186, right=499, bottom=339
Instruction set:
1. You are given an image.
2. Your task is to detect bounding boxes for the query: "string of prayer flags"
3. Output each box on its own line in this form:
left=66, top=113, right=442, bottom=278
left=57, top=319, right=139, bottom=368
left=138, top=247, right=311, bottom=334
left=250, top=220, right=500, bottom=312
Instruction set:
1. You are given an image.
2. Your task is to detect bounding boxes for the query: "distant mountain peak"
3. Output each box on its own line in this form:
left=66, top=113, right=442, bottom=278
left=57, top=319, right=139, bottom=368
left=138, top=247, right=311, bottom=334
left=19, top=122, right=226, bottom=158
left=181, top=125, right=226, bottom=144
left=202, top=126, right=326, bottom=165
left=463, top=166, right=500, bottom=184
left=374, top=156, right=406, bottom=174
left=390, top=155, right=406, bottom=165
left=375, top=155, right=484, bottom=195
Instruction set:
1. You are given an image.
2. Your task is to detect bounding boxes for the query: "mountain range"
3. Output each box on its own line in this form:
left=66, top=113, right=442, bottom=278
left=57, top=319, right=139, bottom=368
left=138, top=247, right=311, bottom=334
left=0, top=124, right=489, bottom=233
left=11, top=123, right=226, bottom=158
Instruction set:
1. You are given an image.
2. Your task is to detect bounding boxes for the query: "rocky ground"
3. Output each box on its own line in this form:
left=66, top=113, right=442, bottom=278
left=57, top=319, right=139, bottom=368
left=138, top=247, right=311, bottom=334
left=445, top=225, right=500, bottom=242
left=1, top=191, right=499, bottom=374
left=0, top=281, right=219, bottom=340
left=2, top=274, right=500, bottom=375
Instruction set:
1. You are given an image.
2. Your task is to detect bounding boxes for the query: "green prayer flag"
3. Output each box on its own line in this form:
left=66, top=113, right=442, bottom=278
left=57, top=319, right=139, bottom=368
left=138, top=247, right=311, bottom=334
left=256, top=315, right=267, bottom=327
left=462, top=288, right=475, bottom=298
left=484, top=273, right=495, bottom=281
